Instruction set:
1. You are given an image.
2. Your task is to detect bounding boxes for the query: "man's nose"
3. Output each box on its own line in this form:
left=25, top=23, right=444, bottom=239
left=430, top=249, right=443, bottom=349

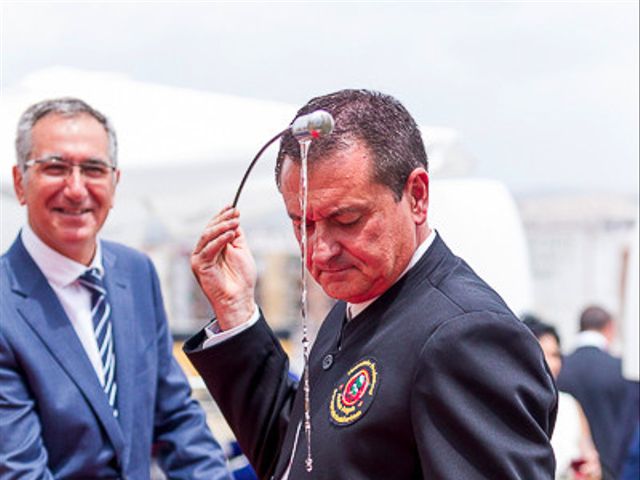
left=63, top=167, right=89, bottom=199
left=309, top=226, right=339, bottom=265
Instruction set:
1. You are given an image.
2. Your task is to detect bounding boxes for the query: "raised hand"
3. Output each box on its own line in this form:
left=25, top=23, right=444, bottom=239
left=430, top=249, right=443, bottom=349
left=191, top=206, right=257, bottom=330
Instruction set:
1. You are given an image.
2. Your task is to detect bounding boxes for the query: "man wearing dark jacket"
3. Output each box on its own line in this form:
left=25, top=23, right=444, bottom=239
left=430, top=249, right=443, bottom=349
left=558, top=305, right=640, bottom=479
left=186, top=89, right=557, bottom=479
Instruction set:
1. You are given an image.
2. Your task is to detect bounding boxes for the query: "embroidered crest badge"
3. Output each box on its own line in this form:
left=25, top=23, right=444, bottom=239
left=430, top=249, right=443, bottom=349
left=329, top=358, right=379, bottom=426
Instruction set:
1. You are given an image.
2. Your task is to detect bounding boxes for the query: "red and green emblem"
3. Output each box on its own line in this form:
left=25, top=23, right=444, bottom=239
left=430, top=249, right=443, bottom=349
left=329, top=358, right=379, bottom=426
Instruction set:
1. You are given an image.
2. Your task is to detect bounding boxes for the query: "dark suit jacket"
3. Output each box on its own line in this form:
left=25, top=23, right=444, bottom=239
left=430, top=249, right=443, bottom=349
left=0, top=236, right=231, bottom=480
left=185, top=234, right=558, bottom=479
left=557, top=345, right=640, bottom=478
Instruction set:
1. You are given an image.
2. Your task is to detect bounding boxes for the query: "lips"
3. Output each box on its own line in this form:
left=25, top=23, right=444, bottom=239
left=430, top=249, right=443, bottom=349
left=53, top=207, right=92, bottom=216
left=316, top=266, right=353, bottom=277
left=312, top=261, right=355, bottom=274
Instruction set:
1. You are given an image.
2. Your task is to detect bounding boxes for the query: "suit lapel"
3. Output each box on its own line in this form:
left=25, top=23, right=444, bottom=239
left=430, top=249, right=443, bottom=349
left=6, top=238, right=126, bottom=459
left=102, top=244, right=136, bottom=469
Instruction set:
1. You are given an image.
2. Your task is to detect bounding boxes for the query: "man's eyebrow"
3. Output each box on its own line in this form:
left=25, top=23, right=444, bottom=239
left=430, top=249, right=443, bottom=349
left=328, top=206, right=362, bottom=217
left=288, top=206, right=362, bottom=222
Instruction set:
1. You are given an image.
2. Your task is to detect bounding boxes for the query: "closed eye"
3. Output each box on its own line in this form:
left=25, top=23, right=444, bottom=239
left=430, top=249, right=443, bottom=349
left=334, top=213, right=361, bottom=226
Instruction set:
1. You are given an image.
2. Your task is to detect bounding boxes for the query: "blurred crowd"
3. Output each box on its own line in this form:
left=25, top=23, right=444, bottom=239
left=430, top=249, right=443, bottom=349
left=523, top=306, right=639, bottom=480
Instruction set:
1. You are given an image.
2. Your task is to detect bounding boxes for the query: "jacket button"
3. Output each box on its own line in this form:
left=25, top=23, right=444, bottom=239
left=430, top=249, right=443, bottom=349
left=322, top=354, right=334, bottom=370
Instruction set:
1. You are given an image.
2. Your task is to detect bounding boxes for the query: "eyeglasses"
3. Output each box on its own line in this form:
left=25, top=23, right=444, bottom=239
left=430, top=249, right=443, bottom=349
left=24, top=156, right=116, bottom=180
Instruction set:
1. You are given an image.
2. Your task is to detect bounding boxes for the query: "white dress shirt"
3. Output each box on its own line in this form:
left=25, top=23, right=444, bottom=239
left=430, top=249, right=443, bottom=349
left=572, top=330, right=609, bottom=352
left=21, top=224, right=107, bottom=385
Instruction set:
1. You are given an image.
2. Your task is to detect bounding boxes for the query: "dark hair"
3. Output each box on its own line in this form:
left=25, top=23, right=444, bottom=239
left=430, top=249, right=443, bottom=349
left=16, top=97, right=117, bottom=170
left=521, top=313, right=561, bottom=346
left=275, top=89, right=428, bottom=201
left=579, top=305, right=612, bottom=332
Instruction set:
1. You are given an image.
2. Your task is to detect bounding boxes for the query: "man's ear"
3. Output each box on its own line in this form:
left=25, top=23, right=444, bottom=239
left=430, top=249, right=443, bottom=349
left=13, top=165, right=27, bottom=205
left=405, top=168, right=429, bottom=225
left=109, top=168, right=121, bottom=209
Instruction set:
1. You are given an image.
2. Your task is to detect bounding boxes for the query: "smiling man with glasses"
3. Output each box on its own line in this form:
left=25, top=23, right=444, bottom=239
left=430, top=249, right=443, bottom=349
left=1, top=97, right=232, bottom=480
left=12, top=104, right=120, bottom=265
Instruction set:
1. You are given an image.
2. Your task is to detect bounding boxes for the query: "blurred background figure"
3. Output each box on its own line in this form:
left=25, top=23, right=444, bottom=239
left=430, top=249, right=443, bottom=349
left=619, top=221, right=639, bottom=480
left=557, top=306, right=640, bottom=480
left=619, top=424, right=639, bottom=480
left=523, top=314, right=601, bottom=480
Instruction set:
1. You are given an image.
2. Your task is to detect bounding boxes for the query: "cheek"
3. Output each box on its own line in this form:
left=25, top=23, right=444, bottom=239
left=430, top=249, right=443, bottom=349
left=352, top=226, right=390, bottom=260
left=92, top=187, right=116, bottom=210
left=28, top=183, right=58, bottom=206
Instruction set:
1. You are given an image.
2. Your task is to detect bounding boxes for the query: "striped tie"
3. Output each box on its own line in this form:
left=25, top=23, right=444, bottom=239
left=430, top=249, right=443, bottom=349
left=78, top=268, right=118, bottom=416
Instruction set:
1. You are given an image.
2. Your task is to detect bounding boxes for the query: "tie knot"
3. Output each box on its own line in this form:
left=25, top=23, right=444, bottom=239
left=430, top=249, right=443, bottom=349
left=78, top=268, right=105, bottom=291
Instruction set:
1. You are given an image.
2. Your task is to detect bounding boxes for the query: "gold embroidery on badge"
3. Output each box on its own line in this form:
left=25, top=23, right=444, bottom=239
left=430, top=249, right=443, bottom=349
left=329, top=358, right=379, bottom=426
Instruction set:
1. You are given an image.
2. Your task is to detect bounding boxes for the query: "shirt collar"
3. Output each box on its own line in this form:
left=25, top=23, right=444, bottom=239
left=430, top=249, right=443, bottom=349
left=573, top=330, right=609, bottom=352
left=21, top=223, right=104, bottom=288
left=348, top=229, right=437, bottom=320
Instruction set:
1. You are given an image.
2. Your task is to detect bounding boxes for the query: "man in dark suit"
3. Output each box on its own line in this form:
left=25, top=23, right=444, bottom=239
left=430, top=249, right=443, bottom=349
left=185, top=89, right=558, bottom=479
left=557, top=305, right=640, bottom=479
left=0, top=97, right=232, bottom=479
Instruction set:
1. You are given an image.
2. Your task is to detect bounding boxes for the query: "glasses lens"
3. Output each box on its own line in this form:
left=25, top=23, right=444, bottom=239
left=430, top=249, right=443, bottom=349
left=39, top=159, right=71, bottom=177
left=80, top=161, right=111, bottom=178
left=35, top=158, right=112, bottom=180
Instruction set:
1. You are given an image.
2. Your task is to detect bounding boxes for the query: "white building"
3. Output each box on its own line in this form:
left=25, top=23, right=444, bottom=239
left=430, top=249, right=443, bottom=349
left=519, top=192, right=638, bottom=351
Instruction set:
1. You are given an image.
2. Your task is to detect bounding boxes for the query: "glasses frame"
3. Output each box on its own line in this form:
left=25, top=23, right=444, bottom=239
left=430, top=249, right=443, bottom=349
left=23, top=155, right=117, bottom=180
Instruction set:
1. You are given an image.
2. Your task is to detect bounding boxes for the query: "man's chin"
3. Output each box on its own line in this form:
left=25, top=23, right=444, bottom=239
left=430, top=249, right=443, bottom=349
left=318, top=280, right=369, bottom=304
left=54, top=227, right=99, bottom=252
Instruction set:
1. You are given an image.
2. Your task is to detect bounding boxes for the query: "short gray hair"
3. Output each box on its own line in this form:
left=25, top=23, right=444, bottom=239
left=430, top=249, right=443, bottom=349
left=15, top=97, right=118, bottom=170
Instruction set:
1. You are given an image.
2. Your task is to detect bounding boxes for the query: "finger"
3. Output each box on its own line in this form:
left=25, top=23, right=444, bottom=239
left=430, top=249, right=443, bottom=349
left=193, top=219, right=238, bottom=257
left=202, top=206, right=238, bottom=231
left=207, top=206, right=238, bottom=230
left=229, top=226, right=249, bottom=247
left=214, top=205, right=236, bottom=221
left=193, top=210, right=240, bottom=255
left=193, top=229, right=237, bottom=266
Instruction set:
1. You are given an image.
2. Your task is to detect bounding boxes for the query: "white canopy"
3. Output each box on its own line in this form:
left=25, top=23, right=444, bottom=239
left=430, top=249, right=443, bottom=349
left=1, top=68, right=531, bottom=314
left=0, top=67, right=471, bottom=185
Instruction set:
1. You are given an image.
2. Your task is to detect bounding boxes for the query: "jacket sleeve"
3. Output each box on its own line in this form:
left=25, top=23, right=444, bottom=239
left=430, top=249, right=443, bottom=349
left=184, top=316, right=298, bottom=480
left=0, top=329, right=55, bottom=480
left=145, top=258, right=233, bottom=480
left=411, top=311, right=558, bottom=479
